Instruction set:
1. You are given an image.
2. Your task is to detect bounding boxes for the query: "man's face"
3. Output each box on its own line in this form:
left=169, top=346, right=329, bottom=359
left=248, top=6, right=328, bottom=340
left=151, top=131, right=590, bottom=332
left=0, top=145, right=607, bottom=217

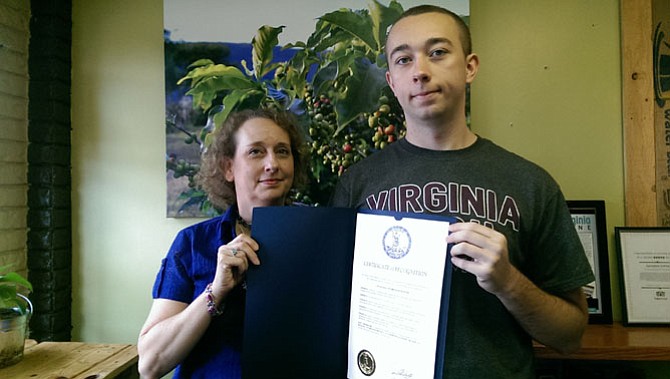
left=385, top=12, right=477, bottom=125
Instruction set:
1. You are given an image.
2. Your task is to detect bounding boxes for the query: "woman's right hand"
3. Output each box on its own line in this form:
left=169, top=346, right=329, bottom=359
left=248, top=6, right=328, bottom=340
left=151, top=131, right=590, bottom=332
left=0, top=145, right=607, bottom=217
left=211, top=234, right=260, bottom=297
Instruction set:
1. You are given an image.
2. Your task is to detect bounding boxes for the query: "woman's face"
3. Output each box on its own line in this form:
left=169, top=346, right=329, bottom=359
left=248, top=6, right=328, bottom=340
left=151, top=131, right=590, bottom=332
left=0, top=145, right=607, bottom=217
left=224, top=117, right=295, bottom=214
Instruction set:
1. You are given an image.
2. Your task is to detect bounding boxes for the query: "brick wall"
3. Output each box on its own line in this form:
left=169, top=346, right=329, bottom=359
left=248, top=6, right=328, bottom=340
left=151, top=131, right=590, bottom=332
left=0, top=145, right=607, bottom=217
left=0, top=0, right=73, bottom=341
left=27, top=0, right=73, bottom=341
left=0, top=1, right=30, bottom=276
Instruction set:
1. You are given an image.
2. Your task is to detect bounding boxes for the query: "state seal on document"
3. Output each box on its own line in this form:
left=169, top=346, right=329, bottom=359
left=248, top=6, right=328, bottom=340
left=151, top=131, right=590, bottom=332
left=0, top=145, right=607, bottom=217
left=357, top=349, right=376, bottom=376
left=382, top=225, right=411, bottom=259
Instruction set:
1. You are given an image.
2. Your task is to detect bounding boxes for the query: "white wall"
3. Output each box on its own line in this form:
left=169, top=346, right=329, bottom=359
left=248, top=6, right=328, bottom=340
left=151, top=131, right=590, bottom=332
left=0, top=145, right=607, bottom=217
left=72, top=0, right=173, bottom=342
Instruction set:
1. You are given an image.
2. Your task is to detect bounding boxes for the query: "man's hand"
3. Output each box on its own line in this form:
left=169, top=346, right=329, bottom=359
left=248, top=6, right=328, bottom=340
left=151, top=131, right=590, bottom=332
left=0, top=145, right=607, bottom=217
left=447, top=221, right=520, bottom=296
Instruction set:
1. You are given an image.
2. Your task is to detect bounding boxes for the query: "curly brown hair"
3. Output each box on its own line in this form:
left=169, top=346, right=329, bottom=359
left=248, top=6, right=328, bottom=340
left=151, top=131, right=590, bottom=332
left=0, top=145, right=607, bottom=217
left=196, top=108, right=309, bottom=211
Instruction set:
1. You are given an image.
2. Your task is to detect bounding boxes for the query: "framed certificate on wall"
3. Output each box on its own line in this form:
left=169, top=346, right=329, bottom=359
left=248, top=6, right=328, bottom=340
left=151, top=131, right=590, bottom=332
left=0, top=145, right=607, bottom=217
left=567, top=200, right=613, bottom=324
left=615, top=227, right=670, bottom=325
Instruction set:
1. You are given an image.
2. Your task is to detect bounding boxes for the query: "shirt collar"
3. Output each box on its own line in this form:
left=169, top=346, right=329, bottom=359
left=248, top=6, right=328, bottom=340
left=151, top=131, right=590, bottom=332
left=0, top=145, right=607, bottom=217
left=219, top=204, right=240, bottom=242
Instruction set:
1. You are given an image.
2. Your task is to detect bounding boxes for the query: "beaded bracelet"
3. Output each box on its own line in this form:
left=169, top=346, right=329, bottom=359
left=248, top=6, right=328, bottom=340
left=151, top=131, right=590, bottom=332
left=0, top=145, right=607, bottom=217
left=204, top=283, right=225, bottom=317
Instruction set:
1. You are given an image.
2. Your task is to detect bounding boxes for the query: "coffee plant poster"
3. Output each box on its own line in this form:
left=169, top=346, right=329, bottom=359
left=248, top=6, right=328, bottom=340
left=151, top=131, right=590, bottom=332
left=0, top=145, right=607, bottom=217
left=164, top=0, right=469, bottom=218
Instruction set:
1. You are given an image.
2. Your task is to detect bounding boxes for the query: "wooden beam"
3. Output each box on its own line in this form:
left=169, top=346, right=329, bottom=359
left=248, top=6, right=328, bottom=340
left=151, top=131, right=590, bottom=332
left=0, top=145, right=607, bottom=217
left=621, top=0, right=657, bottom=226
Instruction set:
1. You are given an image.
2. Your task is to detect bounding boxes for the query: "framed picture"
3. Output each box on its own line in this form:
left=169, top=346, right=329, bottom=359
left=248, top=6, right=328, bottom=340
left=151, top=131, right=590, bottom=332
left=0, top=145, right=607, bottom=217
left=162, top=0, right=470, bottom=218
left=567, top=200, right=612, bottom=324
left=614, top=227, right=670, bottom=325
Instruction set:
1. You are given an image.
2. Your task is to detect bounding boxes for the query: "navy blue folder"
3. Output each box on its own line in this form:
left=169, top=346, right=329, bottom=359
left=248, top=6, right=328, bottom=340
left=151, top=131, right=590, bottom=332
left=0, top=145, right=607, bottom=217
left=242, top=206, right=453, bottom=379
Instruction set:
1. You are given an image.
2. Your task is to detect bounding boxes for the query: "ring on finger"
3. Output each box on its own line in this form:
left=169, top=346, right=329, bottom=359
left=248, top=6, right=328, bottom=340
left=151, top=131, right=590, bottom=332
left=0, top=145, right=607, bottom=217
left=231, top=248, right=238, bottom=257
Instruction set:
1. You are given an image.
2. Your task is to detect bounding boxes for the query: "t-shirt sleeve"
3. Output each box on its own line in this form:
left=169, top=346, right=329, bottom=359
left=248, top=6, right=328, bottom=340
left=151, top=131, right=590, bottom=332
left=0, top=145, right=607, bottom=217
left=151, top=231, right=194, bottom=303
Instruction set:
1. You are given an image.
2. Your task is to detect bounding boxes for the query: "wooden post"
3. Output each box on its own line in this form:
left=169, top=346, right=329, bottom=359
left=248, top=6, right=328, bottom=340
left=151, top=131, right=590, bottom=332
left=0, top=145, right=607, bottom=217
left=621, top=0, right=658, bottom=226
left=653, top=0, right=670, bottom=226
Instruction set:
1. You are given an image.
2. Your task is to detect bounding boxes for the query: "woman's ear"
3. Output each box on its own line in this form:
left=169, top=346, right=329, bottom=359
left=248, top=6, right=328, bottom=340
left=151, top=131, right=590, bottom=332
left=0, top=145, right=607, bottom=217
left=222, top=158, right=234, bottom=182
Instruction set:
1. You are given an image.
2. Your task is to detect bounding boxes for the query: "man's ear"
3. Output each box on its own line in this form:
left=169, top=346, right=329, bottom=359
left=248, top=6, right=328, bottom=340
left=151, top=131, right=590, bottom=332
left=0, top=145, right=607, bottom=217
left=385, top=70, right=395, bottom=93
left=465, top=53, right=480, bottom=84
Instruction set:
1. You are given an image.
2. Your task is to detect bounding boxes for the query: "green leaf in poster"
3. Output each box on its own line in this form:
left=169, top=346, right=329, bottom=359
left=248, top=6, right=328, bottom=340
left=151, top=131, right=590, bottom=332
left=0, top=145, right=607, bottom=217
left=251, top=25, right=285, bottom=81
left=334, top=58, right=387, bottom=131
left=319, top=9, right=377, bottom=52
left=211, top=88, right=266, bottom=128
left=177, top=64, right=246, bottom=86
left=369, top=0, right=404, bottom=52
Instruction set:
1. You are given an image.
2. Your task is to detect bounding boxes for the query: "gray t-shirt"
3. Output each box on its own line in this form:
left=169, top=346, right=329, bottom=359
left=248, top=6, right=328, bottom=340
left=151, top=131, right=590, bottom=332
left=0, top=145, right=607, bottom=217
left=332, top=136, right=594, bottom=378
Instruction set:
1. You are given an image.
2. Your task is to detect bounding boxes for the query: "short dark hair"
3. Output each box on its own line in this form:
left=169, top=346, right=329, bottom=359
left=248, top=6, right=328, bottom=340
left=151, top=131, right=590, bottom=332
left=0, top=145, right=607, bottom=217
left=196, top=108, right=309, bottom=210
left=386, top=5, right=472, bottom=56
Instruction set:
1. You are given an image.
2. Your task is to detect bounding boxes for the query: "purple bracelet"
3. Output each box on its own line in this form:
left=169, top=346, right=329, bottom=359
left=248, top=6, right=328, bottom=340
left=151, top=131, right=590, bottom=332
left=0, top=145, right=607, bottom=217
left=205, top=283, right=225, bottom=316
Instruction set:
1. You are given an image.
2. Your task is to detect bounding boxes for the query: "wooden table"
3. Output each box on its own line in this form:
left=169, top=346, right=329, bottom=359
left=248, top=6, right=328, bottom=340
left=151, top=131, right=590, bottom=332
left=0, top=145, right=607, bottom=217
left=534, top=322, right=670, bottom=361
left=0, top=341, right=139, bottom=378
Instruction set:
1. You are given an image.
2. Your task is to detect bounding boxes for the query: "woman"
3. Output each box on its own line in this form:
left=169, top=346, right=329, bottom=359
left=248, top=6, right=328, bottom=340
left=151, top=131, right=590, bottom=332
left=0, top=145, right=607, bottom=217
left=138, top=108, right=309, bottom=379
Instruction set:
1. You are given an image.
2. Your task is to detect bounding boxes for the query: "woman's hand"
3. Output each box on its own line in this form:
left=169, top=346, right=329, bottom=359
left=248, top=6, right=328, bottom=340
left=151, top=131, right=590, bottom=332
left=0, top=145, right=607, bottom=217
left=211, top=234, right=260, bottom=297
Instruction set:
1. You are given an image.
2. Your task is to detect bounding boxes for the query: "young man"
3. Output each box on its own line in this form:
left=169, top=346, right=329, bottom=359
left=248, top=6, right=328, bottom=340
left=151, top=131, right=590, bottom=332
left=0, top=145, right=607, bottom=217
left=331, top=5, right=594, bottom=378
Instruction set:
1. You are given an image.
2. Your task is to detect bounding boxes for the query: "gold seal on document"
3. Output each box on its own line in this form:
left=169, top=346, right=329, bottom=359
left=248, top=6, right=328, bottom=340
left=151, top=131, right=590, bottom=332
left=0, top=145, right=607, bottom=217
left=357, top=349, right=376, bottom=376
